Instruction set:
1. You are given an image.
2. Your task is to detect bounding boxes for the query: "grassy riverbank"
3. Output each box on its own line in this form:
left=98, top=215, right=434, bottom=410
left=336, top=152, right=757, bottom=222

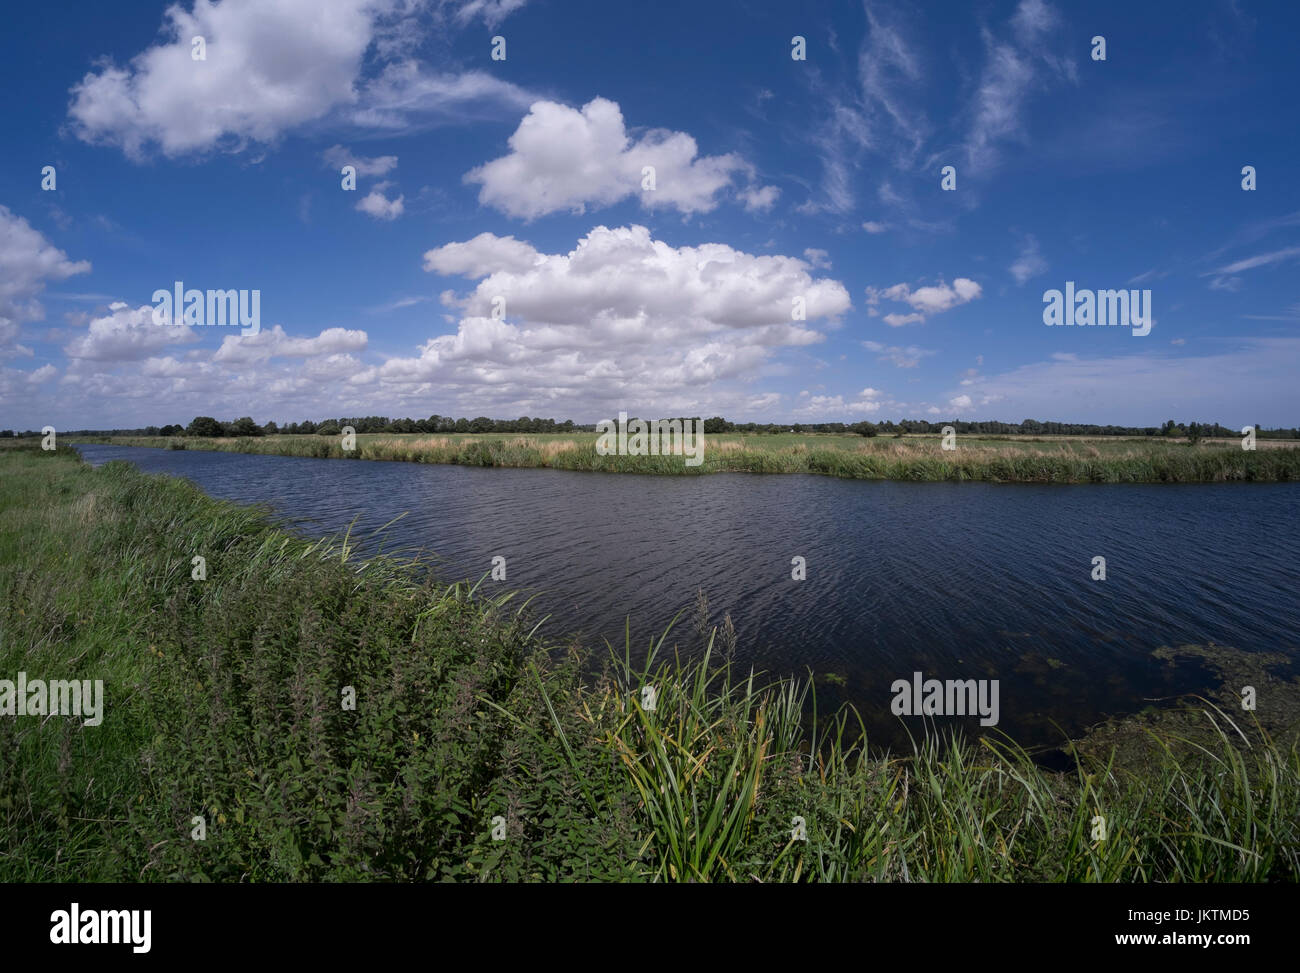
left=2, top=445, right=1298, bottom=881
left=67, top=431, right=1300, bottom=483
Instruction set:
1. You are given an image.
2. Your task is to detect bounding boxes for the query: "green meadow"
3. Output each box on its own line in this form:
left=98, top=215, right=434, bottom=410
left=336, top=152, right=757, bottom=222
left=2, top=443, right=1297, bottom=882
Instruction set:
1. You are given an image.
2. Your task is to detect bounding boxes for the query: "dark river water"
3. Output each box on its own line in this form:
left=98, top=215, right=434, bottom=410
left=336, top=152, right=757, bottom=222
left=74, top=444, right=1300, bottom=751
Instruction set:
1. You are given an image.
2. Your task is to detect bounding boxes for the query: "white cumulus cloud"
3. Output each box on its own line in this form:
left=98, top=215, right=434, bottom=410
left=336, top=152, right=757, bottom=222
left=0, top=206, right=91, bottom=350
left=213, top=325, right=368, bottom=364
left=366, top=224, right=851, bottom=416
left=64, top=303, right=199, bottom=362
left=866, top=277, right=982, bottom=326
left=356, top=188, right=405, bottom=220
left=67, top=0, right=537, bottom=159
left=423, top=232, right=540, bottom=277
left=464, top=98, right=761, bottom=219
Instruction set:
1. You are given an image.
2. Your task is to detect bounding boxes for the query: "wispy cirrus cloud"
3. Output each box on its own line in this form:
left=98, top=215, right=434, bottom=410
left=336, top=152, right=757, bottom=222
left=439, top=0, right=529, bottom=29
left=798, top=0, right=1074, bottom=218
left=1009, top=234, right=1048, bottom=285
left=1202, top=245, right=1300, bottom=291
left=863, top=340, right=936, bottom=368
left=963, top=0, right=1076, bottom=174
left=343, top=62, right=537, bottom=131
left=1207, top=246, right=1300, bottom=275
left=797, top=2, right=928, bottom=215
left=322, top=144, right=398, bottom=178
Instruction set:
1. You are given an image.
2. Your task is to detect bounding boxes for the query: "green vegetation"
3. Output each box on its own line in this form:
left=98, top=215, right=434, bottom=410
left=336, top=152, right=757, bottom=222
left=68, top=430, right=1300, bottom=483
left=2, top=445, right=1298, bottom=881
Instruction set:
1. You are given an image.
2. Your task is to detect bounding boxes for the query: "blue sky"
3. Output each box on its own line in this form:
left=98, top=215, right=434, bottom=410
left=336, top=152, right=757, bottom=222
left=1, top=0, right=1297, bottom=430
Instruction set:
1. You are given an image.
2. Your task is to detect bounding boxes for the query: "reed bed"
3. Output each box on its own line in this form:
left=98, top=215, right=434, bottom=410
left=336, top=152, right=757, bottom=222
left=68, top=432, right=1300, bottom=483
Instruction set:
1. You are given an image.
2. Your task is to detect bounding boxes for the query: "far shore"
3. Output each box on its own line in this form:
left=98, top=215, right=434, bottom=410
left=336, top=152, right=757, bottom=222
left=62, top=431, right=1300, bottom=484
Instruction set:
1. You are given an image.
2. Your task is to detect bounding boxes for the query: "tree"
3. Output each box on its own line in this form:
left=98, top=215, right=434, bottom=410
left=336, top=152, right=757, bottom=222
left=186, top=416, right=224, bottom=437
left=1186, top=421, right=1202, bottom=445
left=850, top=421, right=878, bottom=437
left=228, top=416, right=263, bottom=437
left=316, top=420, right=341, bottom=436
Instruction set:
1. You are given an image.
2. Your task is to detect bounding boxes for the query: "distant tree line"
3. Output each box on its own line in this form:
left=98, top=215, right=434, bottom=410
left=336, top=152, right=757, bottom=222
left=44, top=415, right=583, bottom=438
left=15, top=416, right=1300, bottom=439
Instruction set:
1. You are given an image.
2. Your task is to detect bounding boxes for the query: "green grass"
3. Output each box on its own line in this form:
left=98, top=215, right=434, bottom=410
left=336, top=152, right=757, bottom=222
left=2, top=445, right=1297, bottom=881
left=65, top=431, right=1300, bottom=483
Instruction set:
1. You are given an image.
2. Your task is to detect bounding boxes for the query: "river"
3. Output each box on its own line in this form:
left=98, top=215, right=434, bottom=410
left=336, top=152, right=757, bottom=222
left=74, top=443, right=1300, bottom=750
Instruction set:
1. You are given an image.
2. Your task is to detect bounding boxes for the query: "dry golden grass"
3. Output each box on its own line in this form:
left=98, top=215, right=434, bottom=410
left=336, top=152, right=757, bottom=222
left=71, top=491, right=100, bottom=525
left=537, top=439, right=580, bottom=458
left=710, top=440, right=748, bottom=454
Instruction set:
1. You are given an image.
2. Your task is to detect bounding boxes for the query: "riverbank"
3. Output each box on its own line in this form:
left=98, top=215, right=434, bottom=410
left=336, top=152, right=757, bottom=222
left=66, top=431, right=1300, bottom=483
left=2, top=445, right=1297, bottom=881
